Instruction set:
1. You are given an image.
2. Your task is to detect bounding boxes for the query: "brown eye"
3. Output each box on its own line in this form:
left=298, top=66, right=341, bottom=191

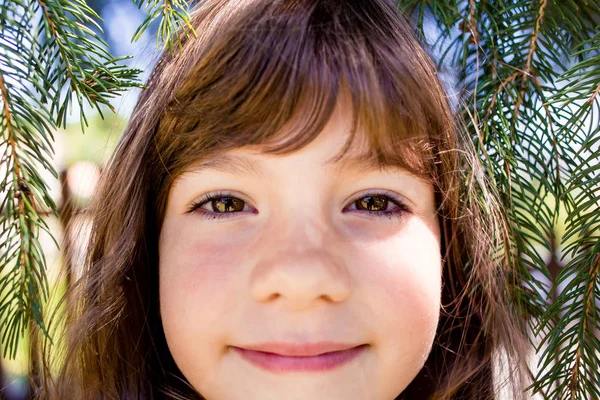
left=355, top=195, right=388, bottom=212
left=186, top=191, right=253, bottom=220
left=344, top=191, right=411, bottom=220
left=210, top=197, right=245, bottom=213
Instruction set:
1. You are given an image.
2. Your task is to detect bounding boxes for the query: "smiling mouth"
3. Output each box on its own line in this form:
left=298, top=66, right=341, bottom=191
left=231, top=344, right=369, bottom=373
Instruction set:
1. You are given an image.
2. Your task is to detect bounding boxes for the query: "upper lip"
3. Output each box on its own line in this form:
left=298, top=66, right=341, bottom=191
left=235, top=341, right=364, bottom=357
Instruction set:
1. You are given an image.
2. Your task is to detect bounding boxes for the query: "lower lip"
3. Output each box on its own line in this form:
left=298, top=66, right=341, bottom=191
left=232, top=344, right=368, bottom=373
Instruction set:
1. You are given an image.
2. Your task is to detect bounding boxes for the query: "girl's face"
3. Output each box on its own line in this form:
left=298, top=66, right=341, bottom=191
left=158, top=102, right=442, bottom=400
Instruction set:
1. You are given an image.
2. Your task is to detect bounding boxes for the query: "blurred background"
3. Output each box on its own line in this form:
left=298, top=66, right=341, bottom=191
left=0, top=0, right=158, bottom=397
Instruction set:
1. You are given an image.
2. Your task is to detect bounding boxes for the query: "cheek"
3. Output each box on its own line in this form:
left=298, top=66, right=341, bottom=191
left=356, top=217, right=441, bottom=302
left=353, top=218, right=442, bottom=355
left=158, top=218, right=257, bottom=383
left=158, top=218, right=253, bottom=345
left=159, top=219, right=249, bottom=294
left=377, top=240, right=441, bottom=313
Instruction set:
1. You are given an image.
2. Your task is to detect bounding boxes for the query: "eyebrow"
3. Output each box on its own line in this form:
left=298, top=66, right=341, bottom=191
left=187, top=154, right=269, bottom=178
left=185, top=153, right=405, bottom=178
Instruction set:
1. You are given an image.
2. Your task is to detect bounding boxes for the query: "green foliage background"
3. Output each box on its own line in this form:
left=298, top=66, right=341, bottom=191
left=397, top=2, right=599, bottom=398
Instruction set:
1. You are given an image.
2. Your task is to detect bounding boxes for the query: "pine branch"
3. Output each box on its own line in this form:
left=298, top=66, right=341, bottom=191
left=33, top=0, right=144, bottom=129
left=132, top=0, right=198, bottom=53
left=399, top=0, right=600, bottom=397
left=0, top=2, right=56, bottom=359
left=531, top=30, right=600, bottom=399
left=543, top=0, right=600, bottom=61
left=0, top=0, right=143, bottom=360
left=569, top=254, right=600, bottom=397
left=589, top=84, right=600, bottom=104
left=465, top=1, right=561, bottom=328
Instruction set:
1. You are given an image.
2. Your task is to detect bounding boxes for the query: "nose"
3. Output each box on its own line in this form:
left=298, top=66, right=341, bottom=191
left=250, top=225, right=351, bottom=311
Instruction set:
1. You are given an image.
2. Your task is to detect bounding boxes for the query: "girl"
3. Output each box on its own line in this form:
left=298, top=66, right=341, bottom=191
left=37, top=0, right=531, bottom=398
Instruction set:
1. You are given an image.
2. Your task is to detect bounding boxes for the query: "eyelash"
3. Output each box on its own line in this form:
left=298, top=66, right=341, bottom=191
left=185, top=190, right=412, bottom=221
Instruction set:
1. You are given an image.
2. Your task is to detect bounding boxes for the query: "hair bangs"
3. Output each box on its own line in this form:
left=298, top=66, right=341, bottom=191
left=155, top=0, right=448, bottom=184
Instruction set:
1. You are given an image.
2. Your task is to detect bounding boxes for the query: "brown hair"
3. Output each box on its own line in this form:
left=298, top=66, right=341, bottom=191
left=35, top=0, right=530, bottom=398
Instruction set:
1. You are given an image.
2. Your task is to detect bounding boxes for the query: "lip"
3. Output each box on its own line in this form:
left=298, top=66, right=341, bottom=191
left=231, top=342, right=368, bottom=373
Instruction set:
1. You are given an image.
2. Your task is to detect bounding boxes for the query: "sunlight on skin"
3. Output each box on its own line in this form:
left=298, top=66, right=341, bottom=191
left=159, top=101, right=442, bottom=400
